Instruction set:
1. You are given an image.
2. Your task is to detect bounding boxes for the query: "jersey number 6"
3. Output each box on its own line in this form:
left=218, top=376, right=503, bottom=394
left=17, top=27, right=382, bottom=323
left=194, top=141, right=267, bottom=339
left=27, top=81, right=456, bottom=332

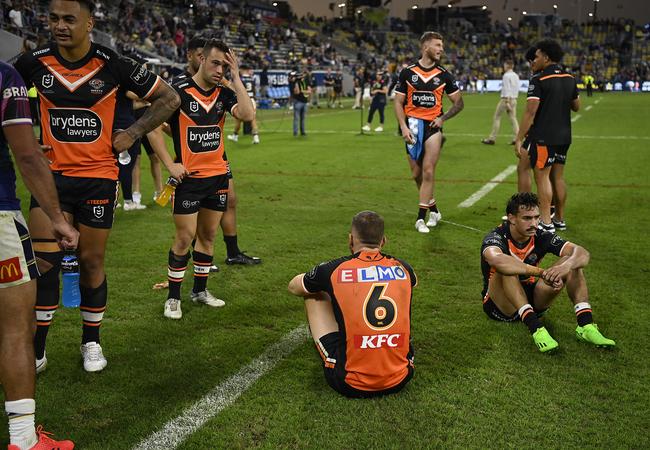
left=363, top=283, right=397, bottom=331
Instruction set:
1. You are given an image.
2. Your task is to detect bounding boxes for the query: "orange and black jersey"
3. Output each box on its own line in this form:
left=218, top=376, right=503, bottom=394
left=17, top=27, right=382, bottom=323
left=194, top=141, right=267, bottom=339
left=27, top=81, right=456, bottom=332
left=302, top=250, right=416, bottom=392
left=480, top=223, right=569, bottom=297
left=394, top=62, right=459, bottom=121
left=527, top=64, right=579, bottom=146
left=169, top=77, right=237, bottom=178
left=14, top=43, right=161, bottom=180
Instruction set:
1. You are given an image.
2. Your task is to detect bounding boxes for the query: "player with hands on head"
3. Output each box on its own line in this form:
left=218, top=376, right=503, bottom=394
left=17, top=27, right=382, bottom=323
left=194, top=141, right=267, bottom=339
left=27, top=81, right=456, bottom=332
left=481, top=192, right=615, bottom=353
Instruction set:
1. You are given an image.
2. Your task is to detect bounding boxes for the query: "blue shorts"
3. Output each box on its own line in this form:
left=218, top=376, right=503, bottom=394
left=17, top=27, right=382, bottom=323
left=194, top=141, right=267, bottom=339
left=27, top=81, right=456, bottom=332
left=405, top=117, right=441, bottom=161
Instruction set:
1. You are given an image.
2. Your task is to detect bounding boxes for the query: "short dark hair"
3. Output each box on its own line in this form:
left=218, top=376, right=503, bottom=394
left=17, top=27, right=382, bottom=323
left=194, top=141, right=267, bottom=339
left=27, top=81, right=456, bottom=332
left=351, top=211, right=384, bottom=247
left=187, top=36, right=206, bottom=51
left=506, top=192, right=539, bottom=216
left=535, top=39, right=564, bottom=63
left=420, top=31, right=443, bottom=46
left=524, top=46, right=537, bottom=63
left=202, top=39, right=229, bottom=55
left=52, top=0, right=95, bottom=14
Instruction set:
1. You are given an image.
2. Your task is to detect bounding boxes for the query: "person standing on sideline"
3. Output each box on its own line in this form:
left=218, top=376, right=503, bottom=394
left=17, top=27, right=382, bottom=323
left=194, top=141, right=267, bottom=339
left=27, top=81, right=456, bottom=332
left=514, top=39, right=579, bottom=232
left=288, top=211, right=416, bottom=397
left=362, top=69, right=388, bottom=132
left=482, top=60, right=520, bottom=145
left=290, top=70, right=311, bottom=137
left=394, top=31, right=464, bottom=234
left=0, top=59, right=79, bottom=450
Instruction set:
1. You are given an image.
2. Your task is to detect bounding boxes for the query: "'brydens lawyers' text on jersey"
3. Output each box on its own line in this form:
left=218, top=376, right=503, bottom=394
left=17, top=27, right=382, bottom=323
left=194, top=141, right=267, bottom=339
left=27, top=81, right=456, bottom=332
left=13, top=43, right=160, bottom=180
left=394, top=62, right=459, bottom=121
left=169, top=78, right=237, bottom=177
left=303, top=250, right=416, bottom=392
left=0, top=62, right=32, bottom=211
left=480, top=223, right=569, bottom=297
left=527, top=64, right=579, bottom=146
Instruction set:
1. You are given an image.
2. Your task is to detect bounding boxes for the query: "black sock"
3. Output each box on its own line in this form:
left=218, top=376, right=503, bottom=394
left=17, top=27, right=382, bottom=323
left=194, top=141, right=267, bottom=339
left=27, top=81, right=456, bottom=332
left=519, top=304, right=542, bottom=334
left=80, top=278, right=107, bottom=344
left=33, top=252, right=62, bottom=359
left=168, top=250, right=190, bottom=300
left=417, top=207, right=427, bottom=221
left=428, top=200, right=439, bottom=213
left=574, top=302, right=593, bottom=327
left=192, top=250, right=212, bottom=293
left=224, top=235, right=240, bottom=258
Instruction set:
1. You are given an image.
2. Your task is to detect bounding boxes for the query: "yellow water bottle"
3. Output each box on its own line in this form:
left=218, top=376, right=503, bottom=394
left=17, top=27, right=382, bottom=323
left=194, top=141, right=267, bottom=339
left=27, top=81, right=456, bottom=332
left=155, top=177, right=179, bottom=207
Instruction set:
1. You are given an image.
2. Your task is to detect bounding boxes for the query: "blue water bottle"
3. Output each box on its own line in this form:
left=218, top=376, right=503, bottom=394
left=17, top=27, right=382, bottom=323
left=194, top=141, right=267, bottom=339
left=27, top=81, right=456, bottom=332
left=61, top=253, right=81, bottom=308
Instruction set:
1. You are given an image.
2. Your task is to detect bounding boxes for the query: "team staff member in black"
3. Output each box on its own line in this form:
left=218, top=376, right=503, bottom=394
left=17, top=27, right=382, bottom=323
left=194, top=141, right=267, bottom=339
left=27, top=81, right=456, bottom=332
left=290, top=70, right=311, bottom=137
left=362, top=69, right=388, bottom=133
left=394, top=31, right=464, bottom=234
left=14, top=0, right=179, bottom=372
left=514, top=39, right=579, bottom=232
left=155, top=39, right=254, bottom=319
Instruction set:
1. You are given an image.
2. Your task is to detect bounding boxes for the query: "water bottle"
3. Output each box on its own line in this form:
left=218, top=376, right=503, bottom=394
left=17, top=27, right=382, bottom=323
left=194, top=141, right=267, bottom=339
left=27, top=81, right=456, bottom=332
left=61, top=253, right=81, bottom=308
left=118, top=150, right=131, bottom=165
left=155, top=177, right=179, bottom=207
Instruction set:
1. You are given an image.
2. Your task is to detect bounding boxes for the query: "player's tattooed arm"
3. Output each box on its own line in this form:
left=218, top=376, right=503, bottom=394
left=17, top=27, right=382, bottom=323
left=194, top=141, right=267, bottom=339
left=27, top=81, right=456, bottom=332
left=436, top=92, right=464, bottom=125
left=113, top=83, right=180, bottom=153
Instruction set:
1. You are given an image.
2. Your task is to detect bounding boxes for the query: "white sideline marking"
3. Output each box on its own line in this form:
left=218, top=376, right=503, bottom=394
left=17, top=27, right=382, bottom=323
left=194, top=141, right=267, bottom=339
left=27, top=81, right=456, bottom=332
left=571, top=114, right=582, bottom=122
left=458, top=165, right=517, bottom=208
left=133, top=326, right=310, bottom=450
left=440, top=219, right=483, bottom=233
left=258, top=131, right=650, bottom=140
left=585, top=105, right=593, bottom=111
left=595, top=98, right=602, bottom=104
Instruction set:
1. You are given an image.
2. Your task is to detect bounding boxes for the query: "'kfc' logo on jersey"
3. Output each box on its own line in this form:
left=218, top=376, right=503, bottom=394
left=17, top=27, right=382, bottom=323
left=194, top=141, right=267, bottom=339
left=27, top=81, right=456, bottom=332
left=49, top=108, right=102, bottom=143
left=354, top=333, right=404, bottom=349
left=412, top=91, right=437, bottom=108
left=187, top=125, right=221, bottom=153
left=338, top=265, right=407, bottom=283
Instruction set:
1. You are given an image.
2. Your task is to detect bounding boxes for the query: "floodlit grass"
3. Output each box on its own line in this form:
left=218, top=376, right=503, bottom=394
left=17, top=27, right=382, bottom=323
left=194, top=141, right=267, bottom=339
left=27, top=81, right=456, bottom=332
left=7, top=92, right=649, bottom=448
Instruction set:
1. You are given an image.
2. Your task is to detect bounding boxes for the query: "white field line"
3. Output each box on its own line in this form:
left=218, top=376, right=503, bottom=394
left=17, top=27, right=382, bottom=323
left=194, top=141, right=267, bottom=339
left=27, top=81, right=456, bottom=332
left=257, top=130, right=650, bottom=140
left=571, top=114, right=582, bottom=122
left=585, top=105, right=593, bottom=111
left=132, top=325, right=310, bottom=450
left=439, top=219, right=484, bottom=233
left=458, top=165, right=517, bottom=208
left=595, top=98, right=602, bottom=104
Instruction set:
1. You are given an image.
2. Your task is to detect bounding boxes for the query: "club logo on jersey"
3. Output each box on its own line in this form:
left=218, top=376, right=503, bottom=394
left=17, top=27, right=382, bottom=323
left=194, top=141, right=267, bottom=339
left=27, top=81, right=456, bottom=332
left=187, top=125, right=221, bottom=153
left=354, top=333, right=404, bottom=349
left=411, top=74, right=419, bottom=83
left=527, top=254, right=538, bottom=264
left=0, top=257, right=22, bottom=284
left=93, top=206, right=104, bottom=219
left=130, top=64, right=151, bottom=86
left=42, top=74, right=54, bottom=88
left=189, top=101, right=199, bottom=113
left=338, top=265, right=408, bottom=283
left=49, top=108, right=102, bottom=143
left=89, top=78, right=105, bottom=95
left=412, top=91, right=437, bottom=108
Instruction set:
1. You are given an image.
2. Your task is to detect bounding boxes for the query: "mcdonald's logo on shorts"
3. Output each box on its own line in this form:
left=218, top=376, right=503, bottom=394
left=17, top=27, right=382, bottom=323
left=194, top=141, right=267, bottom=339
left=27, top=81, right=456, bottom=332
left=0, top=257, right=22, bottom=283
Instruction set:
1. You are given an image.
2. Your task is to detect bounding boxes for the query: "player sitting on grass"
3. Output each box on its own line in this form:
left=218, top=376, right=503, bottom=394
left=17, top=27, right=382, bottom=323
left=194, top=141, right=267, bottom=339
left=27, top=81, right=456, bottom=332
left=480, top=192, right=615, bottom=353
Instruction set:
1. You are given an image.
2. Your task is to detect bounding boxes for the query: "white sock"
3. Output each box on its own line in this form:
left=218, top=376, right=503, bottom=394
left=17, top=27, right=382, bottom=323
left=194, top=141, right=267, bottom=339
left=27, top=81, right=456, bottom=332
left=518, top=303, right=534, bottom=318
left=574, top=301, right=591, bottom=313
left=6, top=399, right=37, bottom=449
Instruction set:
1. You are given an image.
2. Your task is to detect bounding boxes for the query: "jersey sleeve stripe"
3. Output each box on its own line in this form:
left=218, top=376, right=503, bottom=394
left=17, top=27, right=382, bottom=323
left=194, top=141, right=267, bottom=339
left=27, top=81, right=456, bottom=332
left=527, top=96, right=540, bottom=101
left=559, top=241, right=571, bottom=255
left=2, top=118, right=33, bottom=126
left=142, top=75, right=162, bottom=100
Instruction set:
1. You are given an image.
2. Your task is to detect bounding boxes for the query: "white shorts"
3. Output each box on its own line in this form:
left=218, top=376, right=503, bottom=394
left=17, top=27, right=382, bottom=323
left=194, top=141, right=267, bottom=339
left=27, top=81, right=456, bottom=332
left=0, top=211, right=39, bottom=288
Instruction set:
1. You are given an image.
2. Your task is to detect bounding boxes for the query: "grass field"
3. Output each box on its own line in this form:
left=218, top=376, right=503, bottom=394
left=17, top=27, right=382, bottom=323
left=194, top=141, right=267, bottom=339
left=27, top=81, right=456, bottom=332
left=8, top=92, right=650, bottom=449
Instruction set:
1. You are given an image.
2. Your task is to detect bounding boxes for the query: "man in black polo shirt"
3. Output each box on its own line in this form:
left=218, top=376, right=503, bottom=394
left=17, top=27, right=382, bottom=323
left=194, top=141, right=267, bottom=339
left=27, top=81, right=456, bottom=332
left=514, top=39, right=580, bottom=232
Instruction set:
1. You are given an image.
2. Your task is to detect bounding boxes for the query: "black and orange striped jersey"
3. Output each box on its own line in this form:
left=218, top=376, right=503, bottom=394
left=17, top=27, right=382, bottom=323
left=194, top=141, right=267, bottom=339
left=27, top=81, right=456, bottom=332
left=302, top=250, right=416, bottom=392
left=14, top=43, right=161, bottom=180
left=394, top=62, right=459, bottom=121
left=169, top=77, right=237, bottom=178
left=480, top=223, right=569, bottom=297
left=527, top=64, right=579, bottom=145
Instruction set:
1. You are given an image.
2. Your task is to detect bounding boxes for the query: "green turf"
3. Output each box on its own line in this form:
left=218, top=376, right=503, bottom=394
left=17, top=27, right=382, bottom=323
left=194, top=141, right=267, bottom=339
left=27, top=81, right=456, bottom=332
left=6, top=92, right=649, bottom=448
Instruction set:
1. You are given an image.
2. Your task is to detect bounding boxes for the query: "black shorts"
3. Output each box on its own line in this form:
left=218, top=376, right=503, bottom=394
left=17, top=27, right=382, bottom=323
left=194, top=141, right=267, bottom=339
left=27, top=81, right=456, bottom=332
left=30, top=174, right=118, bottom=229
left=526, top=139, right=569, bottom=169
left=318, top=332, right=413, bottom=398
left=172, top=174, right=229, bottom=215
left=482, top=281, right=548, bottom=321
left=223, top=151, right=233, bottom=180
left=403, top=118, right=442, bottom=162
